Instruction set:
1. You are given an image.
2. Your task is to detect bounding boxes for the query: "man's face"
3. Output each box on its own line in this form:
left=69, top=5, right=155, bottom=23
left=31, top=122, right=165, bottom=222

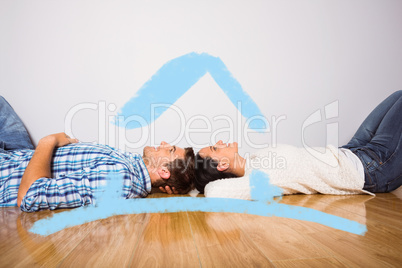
left=198, top=140, right=239, bottom=166
left=143, top=141, right=185, bottom=168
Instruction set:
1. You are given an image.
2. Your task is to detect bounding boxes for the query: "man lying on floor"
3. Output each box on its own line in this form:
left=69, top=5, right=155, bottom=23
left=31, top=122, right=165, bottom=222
left=189, top=91, right=402, bottom=199
left=0, top=96, right=195, bottom=212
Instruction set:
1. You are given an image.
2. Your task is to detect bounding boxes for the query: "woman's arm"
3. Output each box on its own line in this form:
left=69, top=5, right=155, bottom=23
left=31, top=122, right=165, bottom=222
left=17, top=133, right=78, bottom=207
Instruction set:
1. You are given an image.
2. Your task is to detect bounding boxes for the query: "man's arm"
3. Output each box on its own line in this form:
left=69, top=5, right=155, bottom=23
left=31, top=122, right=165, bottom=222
left=17, top=133, right=78, bottom=207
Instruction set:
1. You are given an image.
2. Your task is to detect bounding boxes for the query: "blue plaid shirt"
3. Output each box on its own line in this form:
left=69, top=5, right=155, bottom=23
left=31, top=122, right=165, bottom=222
left=0, top=143, right=151, bottom=212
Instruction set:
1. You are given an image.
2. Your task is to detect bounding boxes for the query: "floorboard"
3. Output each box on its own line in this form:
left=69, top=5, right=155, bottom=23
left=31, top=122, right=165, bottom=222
left=1, top=191, right=402, bottom=267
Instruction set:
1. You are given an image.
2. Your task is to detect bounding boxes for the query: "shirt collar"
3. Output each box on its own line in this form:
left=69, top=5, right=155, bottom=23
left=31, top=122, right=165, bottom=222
left=131, top=154, right=152, bottom=194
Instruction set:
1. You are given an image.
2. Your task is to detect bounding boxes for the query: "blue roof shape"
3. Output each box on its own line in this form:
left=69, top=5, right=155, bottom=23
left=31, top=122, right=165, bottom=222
left=114, top=52, right=265, bottom=131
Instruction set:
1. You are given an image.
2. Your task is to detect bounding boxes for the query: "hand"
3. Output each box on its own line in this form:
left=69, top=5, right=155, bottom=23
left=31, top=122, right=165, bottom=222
left=159, top=185, right=179, bottom=195
left=17, top=132, right=78, bottom=207
left=39, top=132, right=79, bottom=148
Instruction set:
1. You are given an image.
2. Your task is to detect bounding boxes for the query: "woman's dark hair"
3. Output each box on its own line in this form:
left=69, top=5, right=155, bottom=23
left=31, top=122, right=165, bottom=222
left=194, top=152, right=238, bottom=194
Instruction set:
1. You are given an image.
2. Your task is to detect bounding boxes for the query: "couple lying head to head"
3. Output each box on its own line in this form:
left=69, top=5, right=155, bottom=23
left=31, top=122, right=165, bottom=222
left=156, top=140, right=243, bottom=195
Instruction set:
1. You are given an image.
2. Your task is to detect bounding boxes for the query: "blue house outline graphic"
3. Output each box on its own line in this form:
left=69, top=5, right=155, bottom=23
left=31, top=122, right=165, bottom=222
left=29, top=53, right=367, bottom=236
left=114, top=52, right=265, bottom=131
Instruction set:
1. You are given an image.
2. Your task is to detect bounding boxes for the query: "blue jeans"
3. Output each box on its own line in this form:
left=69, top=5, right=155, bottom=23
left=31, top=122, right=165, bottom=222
left=0, top=96, right=34, bottom=153
left=342, top=91, right=402, bottom=192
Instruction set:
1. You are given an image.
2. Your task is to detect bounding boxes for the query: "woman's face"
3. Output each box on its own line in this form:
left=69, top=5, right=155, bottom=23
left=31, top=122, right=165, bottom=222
left=198, top=140, right=239, bottom=166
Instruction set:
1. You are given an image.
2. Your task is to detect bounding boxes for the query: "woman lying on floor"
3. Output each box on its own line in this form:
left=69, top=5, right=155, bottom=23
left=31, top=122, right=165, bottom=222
left=193, top=91, right=402, bottom=198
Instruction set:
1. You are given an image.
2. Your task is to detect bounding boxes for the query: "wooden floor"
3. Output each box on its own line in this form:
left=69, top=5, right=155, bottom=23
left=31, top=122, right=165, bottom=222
left=1, top=188, right=402, bottom=267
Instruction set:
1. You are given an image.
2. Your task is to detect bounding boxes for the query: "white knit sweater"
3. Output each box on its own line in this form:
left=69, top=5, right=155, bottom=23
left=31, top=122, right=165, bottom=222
left=204, top=144, right=374, bottom=199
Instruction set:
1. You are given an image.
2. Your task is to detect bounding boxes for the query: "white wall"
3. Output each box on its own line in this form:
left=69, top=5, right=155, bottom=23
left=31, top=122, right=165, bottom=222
left=1, top=0, right=401, bottom=155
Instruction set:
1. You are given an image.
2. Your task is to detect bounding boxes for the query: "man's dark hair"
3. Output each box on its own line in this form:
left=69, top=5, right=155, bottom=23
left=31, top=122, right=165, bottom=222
left=164, top=147, right=195, bottom=194
left=194, top=152, right=237, bottom=194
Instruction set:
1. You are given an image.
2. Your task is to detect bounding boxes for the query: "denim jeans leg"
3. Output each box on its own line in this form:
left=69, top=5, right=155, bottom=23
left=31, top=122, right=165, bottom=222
left=352, top=148, right=379, bottom=192
left=0, top=96, right=34, bottom=150
left=342, top=91, right=402, bottom=149
left=343, top=91, right=402, bottom=192
left=360, top=91, right=402, bottom=160
left=366, top=92, right=402, bottom=191
left=0, top=141, right=9, bottom=154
